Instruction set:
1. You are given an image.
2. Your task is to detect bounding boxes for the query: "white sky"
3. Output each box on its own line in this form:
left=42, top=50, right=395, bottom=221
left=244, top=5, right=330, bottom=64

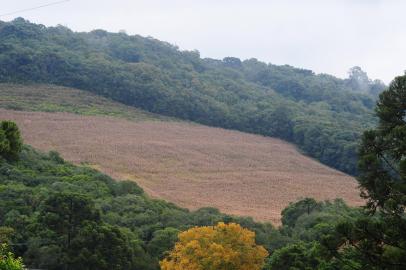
left=1, top=0, right=405, bottom=83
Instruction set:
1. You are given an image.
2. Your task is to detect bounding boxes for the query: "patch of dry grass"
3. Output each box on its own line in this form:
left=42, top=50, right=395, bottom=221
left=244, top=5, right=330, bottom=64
left=0, top=109, right=363, bottom=224
left=0, top=83, right=170, bottom=121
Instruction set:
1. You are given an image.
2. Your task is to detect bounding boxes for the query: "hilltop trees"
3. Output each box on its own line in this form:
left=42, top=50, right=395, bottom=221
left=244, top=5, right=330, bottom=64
left=347, top=66, right=371, bottom=93
left=346, top=66, right=386, bottom=96
left=160, top=222, right=268, bottom=270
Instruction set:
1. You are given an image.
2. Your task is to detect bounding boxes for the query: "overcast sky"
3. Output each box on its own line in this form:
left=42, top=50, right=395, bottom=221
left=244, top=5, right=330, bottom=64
left=1, top=0, right=405, bottom=83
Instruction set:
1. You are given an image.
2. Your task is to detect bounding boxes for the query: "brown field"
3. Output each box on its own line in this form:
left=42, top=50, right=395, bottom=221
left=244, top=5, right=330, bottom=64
left=0, top=108, right=363, bottom=224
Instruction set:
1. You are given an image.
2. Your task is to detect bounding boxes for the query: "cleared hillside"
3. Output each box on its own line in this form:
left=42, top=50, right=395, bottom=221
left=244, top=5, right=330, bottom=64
left=0, top=91, right=363, bottom=223
left=0, top=83, right=170, bottom=121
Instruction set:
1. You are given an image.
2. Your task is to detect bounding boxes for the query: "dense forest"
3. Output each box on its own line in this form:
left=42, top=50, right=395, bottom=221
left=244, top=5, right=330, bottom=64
left=0, top=18, right=386, bottom=174
left=1, top=73, right=406, bottom=269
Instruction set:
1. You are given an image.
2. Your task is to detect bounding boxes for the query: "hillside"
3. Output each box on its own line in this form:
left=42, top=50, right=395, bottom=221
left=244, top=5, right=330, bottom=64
left=0, top=85, right=363, bottom=224
left=0, top=18, right=386, bottom=174
left=0, top=83, right=169, bottom=121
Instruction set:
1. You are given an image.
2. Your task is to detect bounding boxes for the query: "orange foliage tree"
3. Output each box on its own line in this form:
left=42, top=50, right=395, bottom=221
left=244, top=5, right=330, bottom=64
left=160, top=222, right=268, bottom=270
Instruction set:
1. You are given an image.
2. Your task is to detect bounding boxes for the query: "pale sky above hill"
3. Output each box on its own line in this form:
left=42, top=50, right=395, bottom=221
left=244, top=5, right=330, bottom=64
left=1, top=0, right=405, bottom=83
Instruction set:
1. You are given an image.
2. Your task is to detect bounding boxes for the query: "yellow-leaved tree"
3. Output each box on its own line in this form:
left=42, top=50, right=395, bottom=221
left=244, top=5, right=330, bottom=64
left=160, top=222, right=268, bottom=270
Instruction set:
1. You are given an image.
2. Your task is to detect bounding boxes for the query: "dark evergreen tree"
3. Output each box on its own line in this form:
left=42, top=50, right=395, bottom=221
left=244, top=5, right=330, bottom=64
left=335, top=74, right=406, bottom=269
left=0, top=121, right=22, bottom=161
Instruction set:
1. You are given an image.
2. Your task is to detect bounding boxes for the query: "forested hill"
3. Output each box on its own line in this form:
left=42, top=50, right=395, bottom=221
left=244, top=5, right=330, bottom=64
left=0, top=18, right=386, bottom=174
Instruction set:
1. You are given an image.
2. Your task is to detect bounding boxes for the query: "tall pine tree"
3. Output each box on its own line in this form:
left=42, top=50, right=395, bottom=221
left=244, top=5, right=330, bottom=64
left=336, top=74, right=406, bottom=269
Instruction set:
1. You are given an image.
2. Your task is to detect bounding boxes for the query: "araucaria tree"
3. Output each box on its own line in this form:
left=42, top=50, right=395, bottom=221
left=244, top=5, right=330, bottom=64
left=337, top=74, right=406, bottom=269
left=160, top=222, right=268, bottom=270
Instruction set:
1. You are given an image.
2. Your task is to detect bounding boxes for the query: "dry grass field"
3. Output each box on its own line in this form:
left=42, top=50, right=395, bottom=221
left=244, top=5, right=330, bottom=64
left=0, top=108, right=363, bottom=224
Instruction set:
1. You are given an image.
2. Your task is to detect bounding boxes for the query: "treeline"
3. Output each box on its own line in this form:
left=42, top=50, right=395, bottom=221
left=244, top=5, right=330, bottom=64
left=0, top=18, right=386, bottom=174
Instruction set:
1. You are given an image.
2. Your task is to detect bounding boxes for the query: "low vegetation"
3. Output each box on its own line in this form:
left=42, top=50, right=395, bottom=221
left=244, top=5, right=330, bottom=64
left=0, top=83, right=168, bottom=121
left=0, top=244, right=24, bottom=270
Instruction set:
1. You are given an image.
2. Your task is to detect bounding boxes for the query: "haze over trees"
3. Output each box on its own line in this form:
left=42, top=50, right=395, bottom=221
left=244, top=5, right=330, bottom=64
left=0, top=18, right=386, bottom=174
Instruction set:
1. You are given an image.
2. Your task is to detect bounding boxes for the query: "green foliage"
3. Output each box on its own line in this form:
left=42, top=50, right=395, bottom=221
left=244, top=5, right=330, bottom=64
left=266, top=241, right=326, bottom=270
left=66, top=222, right=150, bottom=270
left=0, top=121, right=22, bottom=161
left=0, top=244, right=24, bottom=270
left=38, top=193, right=101, bottom=247
left=0, top=228, right=14, bottom=244
left=269, top=198, right=368, bottom=270
left=281, top=198, right=321, bottom=228
left=147, top=227, right=180, bottom=259
left=0, top=18, right=386, bottom=174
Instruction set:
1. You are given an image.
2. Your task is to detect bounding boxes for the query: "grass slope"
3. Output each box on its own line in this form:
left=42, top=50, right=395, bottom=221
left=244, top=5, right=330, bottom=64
left=0, top=85, right=363, bottom=224
left=0, top=83, right=170, bottom=121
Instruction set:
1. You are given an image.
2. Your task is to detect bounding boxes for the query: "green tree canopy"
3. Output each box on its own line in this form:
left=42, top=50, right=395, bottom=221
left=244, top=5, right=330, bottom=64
left=0, top=121, right=22, bottom=161
left=0, top=244, right=24, bottom=270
